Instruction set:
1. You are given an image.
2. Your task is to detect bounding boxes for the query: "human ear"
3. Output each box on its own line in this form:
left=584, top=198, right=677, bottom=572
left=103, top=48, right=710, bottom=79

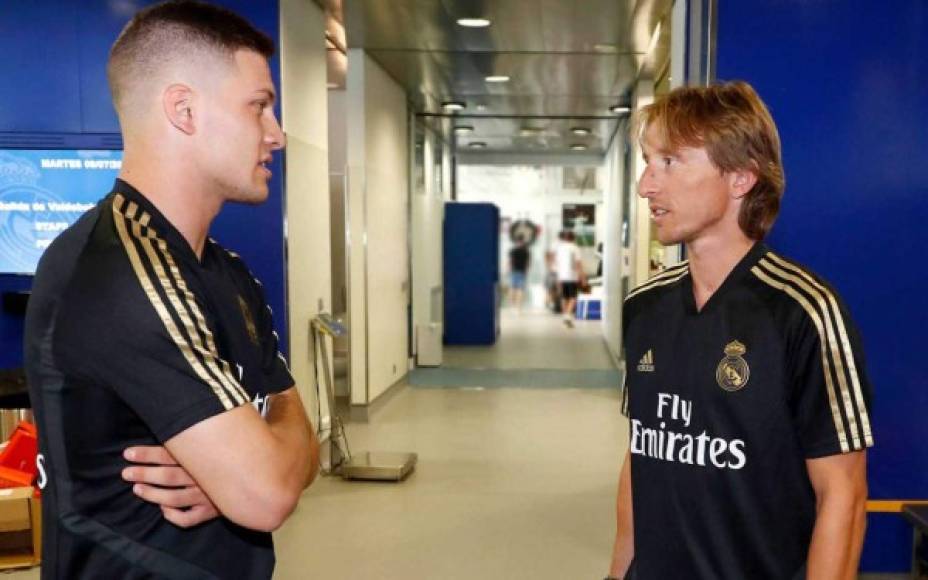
left=162, top=84, right=196, bottom=135
left=729, top=168, right=758, bottom=199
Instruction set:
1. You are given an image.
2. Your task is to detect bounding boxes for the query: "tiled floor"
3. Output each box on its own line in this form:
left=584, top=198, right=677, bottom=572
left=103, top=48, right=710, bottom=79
left=271, top=308, right=626, bottom=579
left=273, top=385, right=627, bottom=579
left=442, top=307, right=615, bottom=370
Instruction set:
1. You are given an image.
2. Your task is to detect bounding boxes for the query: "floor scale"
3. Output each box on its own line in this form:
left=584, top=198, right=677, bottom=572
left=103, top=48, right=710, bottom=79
left=310, top=313, right=417, bottom=481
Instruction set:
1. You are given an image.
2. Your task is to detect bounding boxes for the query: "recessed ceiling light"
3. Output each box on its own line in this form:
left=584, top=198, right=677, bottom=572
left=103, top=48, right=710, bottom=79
left=476, top=105, right=487, bottom=111
left=593, top=43, right=618, bottom=53
left=454, top=126, right=474, bottom=134
left=442, top=101, right=466, bottom=111
left=570, top=144, right=588, bottom=151
left=457, top=18, right=491, bottom=28
left=519, top=127, right=542, bottom=136
left=571, top=127, right=591, bottom=136
left=468, top=142, right=487, bottom=149
left=485, top=75, right=510, bottom=83
left=610, top=105, right=631, bottom=114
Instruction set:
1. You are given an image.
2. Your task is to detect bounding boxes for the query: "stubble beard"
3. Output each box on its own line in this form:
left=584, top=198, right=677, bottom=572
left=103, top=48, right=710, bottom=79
left=215, top=172, right=267, bottom=206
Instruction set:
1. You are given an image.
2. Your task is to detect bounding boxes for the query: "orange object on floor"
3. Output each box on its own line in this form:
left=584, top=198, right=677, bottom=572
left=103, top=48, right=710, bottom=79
left=0, top=422, right=37, bottom=489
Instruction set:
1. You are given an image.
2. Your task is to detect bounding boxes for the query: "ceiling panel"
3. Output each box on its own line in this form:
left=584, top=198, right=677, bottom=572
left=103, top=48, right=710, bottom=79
left=321, top=0, right=672, bottom=155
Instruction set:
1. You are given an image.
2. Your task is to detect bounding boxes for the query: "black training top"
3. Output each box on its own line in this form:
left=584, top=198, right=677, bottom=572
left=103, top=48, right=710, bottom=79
left=24, top=179, right=294, bottom=579
left=620, top=242, right=873, bottom=580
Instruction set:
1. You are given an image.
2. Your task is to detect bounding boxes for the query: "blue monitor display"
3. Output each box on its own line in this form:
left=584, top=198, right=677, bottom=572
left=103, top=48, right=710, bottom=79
left=0, top=149, right=121, bottom=275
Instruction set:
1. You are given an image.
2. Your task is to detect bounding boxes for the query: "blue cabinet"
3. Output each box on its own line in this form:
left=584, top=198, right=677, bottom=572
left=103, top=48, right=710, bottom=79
left=444, top=203, right=500, bottom=345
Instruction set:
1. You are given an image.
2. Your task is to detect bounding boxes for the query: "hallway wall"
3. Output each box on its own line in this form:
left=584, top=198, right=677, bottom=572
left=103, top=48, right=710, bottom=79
left=411, top=125, right=447, bottom=366
left=602, top=127, right=627, bottom=363
left=280, top=0, right=331, bottom=428
left=346, top=50, right=410, bottom=404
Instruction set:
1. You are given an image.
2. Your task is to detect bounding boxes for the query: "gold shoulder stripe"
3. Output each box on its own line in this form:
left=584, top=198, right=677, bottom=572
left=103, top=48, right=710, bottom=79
left=625, top=262, right=689, bottom=302
left=113, top=194, right=240, bottom=410
left=137, top=220, right=249, bottom=406
left=765, top=253, right=872, bottom=446
left=142, top=221, right=249, bottom=405
left=758, top=257, right=860, bottom=448
left=752, top=259, right=851, bottom=452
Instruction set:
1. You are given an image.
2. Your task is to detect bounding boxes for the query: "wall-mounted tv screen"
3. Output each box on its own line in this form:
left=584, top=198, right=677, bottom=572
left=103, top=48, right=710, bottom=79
left=0, top=149, right=122, bottom=275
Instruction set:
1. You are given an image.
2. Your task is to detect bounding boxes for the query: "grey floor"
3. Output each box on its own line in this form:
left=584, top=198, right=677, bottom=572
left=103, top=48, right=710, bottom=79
left=442, top=307, right=615, bottom=370
left=272, top=308, right=626, bottom=579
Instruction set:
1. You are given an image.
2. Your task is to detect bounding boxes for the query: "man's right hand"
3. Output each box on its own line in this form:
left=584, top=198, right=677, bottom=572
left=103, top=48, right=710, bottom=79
left=122, top=445, right=220, bottom=528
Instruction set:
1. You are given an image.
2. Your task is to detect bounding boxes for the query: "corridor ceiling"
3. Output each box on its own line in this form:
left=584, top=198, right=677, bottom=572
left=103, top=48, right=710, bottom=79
left=318, top=0, right=673, bottom=156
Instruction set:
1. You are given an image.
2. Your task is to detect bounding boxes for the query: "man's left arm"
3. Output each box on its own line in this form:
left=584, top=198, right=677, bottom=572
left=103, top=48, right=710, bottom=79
left=805, top=450, right=868, bottom=580
left=124, top=256, right=316, bottom=527
left=123, top=385, right=320, bottom=528
left=122, top=445, right=219, bottom=528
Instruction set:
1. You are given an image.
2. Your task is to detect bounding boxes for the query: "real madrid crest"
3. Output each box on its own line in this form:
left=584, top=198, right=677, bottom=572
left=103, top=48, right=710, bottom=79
left=237, top=295, right=259, bottom=346
left=716, top=340, right=750, bottom=392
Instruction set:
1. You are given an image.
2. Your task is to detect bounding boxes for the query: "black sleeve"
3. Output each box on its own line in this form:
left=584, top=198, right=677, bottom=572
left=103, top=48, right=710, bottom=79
left=620, top=298, right=632, bottom=417
left=243, top=272, right=294, bottom=395
left=787, top=294, right=874, bottom=458
left=55, top=264, right=254, bottom=444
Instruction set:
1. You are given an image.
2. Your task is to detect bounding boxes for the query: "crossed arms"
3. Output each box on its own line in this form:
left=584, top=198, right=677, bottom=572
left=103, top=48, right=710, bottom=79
left=123, top=385, right=320, bottom=532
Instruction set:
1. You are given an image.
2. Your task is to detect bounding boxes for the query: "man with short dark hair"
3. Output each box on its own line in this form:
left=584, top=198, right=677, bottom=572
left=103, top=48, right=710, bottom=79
left=607, top=81, right=872, bottom=580
left=25, top=2, right=319, bottom=577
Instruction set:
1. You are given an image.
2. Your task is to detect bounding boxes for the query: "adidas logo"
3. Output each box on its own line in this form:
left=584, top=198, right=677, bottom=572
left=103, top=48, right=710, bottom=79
left=637, top=349, right=655, bottom=372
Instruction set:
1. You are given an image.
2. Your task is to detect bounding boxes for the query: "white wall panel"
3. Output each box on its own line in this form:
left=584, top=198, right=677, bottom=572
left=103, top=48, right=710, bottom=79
left=280, top=0, right=331, bottom=426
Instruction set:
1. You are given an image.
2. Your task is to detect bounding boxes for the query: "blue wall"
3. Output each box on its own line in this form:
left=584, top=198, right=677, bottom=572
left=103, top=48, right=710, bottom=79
left=0, top=0, right=288, bottom=368
left=716, top=1, right=928, bottom=572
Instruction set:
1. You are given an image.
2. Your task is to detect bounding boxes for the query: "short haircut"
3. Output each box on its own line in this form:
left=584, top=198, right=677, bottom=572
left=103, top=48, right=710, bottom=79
left=636, top=81, right=785, bottom=240
left=108, top=0, right=274, bottom=116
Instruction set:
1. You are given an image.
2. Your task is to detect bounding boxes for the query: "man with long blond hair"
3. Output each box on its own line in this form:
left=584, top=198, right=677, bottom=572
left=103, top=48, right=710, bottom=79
left=607, top=82, right=872, bottom=580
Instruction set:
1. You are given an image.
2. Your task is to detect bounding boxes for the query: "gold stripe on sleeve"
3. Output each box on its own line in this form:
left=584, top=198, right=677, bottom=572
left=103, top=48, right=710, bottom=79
left=145, top=227, right=249, bottom=405
left=751, top=263, right=850, bottom=452
left=134, top=226, right=248, bottom=407
left=113, top=194, right=234, bottom=410
left=765, top=253, right=873, bottom=446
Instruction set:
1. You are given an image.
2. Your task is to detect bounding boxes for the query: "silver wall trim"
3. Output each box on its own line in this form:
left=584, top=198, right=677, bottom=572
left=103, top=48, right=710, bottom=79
left=685, top=0, right=718, bottom=86
left=342, top=169, right=352, bottom=398
left=362, top=170, right=370, bottom=405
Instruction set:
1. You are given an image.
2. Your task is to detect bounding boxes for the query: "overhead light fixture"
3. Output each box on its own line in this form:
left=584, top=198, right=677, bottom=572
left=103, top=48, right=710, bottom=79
left=570, top=144, right=588, bottom=151
left=485, top=75, right=510, bottom=83
left=476, top=104, right=487, bottom=111
left=454, top=126, right=474, bottom=135
left=468, top=142, right=487, bottom=149
left=519, top=127, right=542, bottom=136
left=610, top=105, right=631, bottom=114
left=442, top=101, right=466, bottom=112
left=571, top=127, right=591, bottom=136
left=593, top=43, right=618, bottom=53
left=457, top=18, right=491, bottom=28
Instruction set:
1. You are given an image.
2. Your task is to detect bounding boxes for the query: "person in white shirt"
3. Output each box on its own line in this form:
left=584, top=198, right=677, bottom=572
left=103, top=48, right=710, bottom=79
left=554, top=230, right=583, bottom=327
